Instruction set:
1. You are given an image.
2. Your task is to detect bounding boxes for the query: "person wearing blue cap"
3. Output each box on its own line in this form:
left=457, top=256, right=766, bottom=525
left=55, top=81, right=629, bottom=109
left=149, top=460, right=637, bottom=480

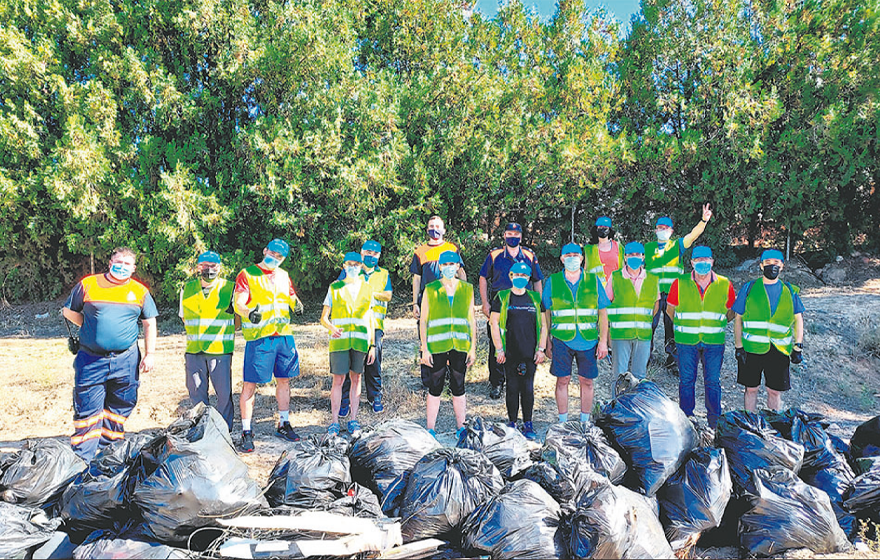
left=665, top=246, right=736, bottom=428
left=586, top=216, right=623, bottom=281
left=479, top=222, right=544, bottom=399
left=178, top=251, right=239, bottom=430
left=489, top=262, right=548, bottom=440
left=419, top=250, right=476, bottom=439
left=646, top=203, right=714, bottom=370
left=604, top=242, right=660, bottom=380
left=320, top=252, right=377, bottom=437
left=336, top=240, right=393, bottom=417
left=233, top=238, right=304, bottom=452
left=732, top=249, right=805, bottom=412
left=542, top=243, right=611, bottom=423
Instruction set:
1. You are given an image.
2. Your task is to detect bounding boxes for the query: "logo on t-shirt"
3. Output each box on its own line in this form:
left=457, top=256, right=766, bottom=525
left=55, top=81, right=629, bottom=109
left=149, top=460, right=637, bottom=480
left=127, top=291, right=138, bottom=302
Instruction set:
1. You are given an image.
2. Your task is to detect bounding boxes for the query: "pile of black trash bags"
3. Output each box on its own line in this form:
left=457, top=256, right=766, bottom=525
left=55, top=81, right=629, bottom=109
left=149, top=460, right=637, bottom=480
left=3, top=385, right=880, bottom=559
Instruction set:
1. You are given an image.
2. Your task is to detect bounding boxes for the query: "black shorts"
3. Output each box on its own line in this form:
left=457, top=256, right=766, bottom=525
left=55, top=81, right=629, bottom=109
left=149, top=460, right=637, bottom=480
left=737, top=345, right=791, bottom=391
left=426, top=350, right=467, bottom=397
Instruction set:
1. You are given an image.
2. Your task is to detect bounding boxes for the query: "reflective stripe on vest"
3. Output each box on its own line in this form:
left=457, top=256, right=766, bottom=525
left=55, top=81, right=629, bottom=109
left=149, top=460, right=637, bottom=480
left=645, top=240, right=683, bottom=291
left=239, top=265, right=296, bottom=341
left=181, top=279, right=235, bottom=354
left=741, top=281, right=797, bottom=355
left=585, top=243, right=624, bottom=280
left=672, top=274, right=730, bottom=346
left=328, top=280, right=374, bottom=353
left=608, top=270, right=658, bottom=341
left=549, top=272, right=599, bottom=342
left=425, top=280, right=474, bottom=354
left=497, top=289, right=542, bottom=353
left=365, top=267, right=390, bottom=332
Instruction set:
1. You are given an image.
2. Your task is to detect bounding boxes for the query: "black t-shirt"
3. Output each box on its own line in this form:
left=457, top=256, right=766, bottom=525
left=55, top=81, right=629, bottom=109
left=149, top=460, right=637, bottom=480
left=491, top=291, right=544, bottom=361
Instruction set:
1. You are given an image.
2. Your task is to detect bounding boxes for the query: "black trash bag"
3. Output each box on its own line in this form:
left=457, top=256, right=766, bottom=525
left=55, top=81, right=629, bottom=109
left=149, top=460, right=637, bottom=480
left=790, top=413, right=843, bottom=472
left=462, top=479, right=566, bottom=559
left=568, top=471, right=674, bottom=559
left=739, top=467, right=851, bottom=557
left=59, top=434, right=153, bottom=532
left=843, top=467, right=880, bottom=514
left=761, top=407, right=828, bottom=440
left=516, top=461, right=577, bottom=505
left=801, top=463, right=858, bottom=537
left=399, top=447, right=504, bottom=542
left=856, top=456, right=880, bottom=475
left=73, top=538, right=190, bottom=559
left=0, top=502, right=62, bottom=558
left=851, top=415, right=880, bottom=459
left=714, top=410, right=804, bottom=497
left=0, top=439, right=86, bottom=507
left=657, top=447, right=732, bottom=551
left=542, top=421, right=627, bottom=486
left=595, top=380, right=697, bottom=496
left=132, top=405, right=267, bottom=544
left=456, top=417, right=532, bottom=478
left=265, top=435, right=350, bottom=508
left=349, top=419, right=442, bottom=516
left=696, top=497, right=750, bottom=548
left=324, top=483, right=383, bottom=518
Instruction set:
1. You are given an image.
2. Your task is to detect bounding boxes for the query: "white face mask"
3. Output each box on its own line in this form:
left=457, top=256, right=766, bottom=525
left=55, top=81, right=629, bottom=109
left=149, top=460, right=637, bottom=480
left=656, top=229, right=672, bottom=242
left=563, top=256, right=581, bottom=272
left=344, top=266, right=361, bottom=279
left=109, top=263, right=134, bottom=280
left=441, top=265, right=458, bottom=279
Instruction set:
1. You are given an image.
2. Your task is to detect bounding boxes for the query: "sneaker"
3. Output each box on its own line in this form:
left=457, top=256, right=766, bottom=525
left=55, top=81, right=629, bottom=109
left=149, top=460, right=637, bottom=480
left=372, top=397, right=384, bottom=414
left=348, top=419, right=363, bottom=437
left=428, top=428, right=438, bottom=440
left=239, top=430, right=255, bottom=453
left=506, top=421, right=517, bottom=430
left=276, top=421, right=301, bottom=442
left=489, top=384, right=503, bottom=399
left=521, top=421, right=538, bottom=441
left=327, top=422, right=340, bottom=436
left=338, top=403, right=350, bottom=418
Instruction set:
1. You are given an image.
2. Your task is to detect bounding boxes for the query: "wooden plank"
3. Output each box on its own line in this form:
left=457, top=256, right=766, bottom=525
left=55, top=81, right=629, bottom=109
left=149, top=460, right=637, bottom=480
left=378, top=538, right=446, bottom=559
left=218, top=512, right=392, bottom=535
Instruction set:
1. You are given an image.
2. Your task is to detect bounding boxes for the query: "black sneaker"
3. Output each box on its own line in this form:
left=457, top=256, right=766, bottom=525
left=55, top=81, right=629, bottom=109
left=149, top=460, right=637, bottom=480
left=276, top=421, right=301, bottom=442
left=239, top=430, right=255, bottom=453
left=489, top=384, right=503, bottom=399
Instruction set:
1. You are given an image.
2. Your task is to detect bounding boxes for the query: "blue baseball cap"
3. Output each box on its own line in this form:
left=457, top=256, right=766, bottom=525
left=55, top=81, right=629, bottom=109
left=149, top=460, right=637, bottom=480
left=624, top=242, right=644, bottom=255
left=266, top=238, right=289, bottom=258
left=438, top=251, right=461, bottom=265
left=362, top=240, right=382, bottom=253
left=343, top=252, right=363, bottom=264
left=595, top=216, right=612, bottom=228
left=692, top=246, right=713, bottom=260
left=561, top=243, right=582, bottom=256
left=509, top=262, right=532, bottom=276
left=505, top=222, right=522, bottom=233
left=656, top=217, right=673, bottom=228
left=761, top=249, right=784, bottom=262
left=197, top=251, right=221, bottom=264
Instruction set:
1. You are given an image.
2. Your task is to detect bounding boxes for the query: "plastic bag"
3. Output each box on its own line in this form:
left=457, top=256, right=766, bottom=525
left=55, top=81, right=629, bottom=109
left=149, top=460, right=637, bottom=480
left=517, top=461, right=577, bottom=505
left=325, top=483, right=383, bottom=518
left=456, top=417, right=532, bottom=478
left=265, top=435, right=350, bottom=508
left=856, top=456, right=880, bottom=475
left=843, top=467, right=880, bottom=514
left=0, top=439, right=86, bottom=507
left=462, top=479, right=566, bottom=559
left=657, top=447, right=732, bottom=550
left=73, top=538, right=190, bottom=559
left=595, top=381, right=697, bottom=496
left=132, top=405, right=267, bottom=544
left=349, top=419, right=442, bottom=515
left=542, top=421, right=626, bottom=487
left=568, top=471, right=674, bottom=559
left=801, top=463, right=858, bottom=537
left=851, top=415, right=880, bottom=459
left=714, top=410, right=804, bottom=496
left=739, top=467, right=851, bottom=557
left=0, top=502, right=62, bottom=558
left=399, top=447, right=504, bottom=542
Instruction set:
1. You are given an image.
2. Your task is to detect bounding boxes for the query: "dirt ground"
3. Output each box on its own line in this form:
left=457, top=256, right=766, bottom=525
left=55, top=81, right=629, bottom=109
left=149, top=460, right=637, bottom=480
left=1, top=262, right=879, bottom=558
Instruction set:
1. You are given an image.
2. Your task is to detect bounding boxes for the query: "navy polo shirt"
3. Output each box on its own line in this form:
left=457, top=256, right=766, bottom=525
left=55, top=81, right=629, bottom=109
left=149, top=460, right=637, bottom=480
left=479, top=246, right=544, bottom=300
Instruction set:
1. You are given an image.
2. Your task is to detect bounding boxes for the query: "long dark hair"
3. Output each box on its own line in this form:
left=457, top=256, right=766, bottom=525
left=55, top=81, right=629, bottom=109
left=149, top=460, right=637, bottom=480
left=588, top=225, right=616, bottom=245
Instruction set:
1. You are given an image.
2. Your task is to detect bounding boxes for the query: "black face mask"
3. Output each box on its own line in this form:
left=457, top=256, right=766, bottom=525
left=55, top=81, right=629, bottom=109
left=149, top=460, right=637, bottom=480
left=200, top=268, right=219, bottom=281
left=597, top=227, right=610, bottom=238
left=763, top=264, right=780, bottom=280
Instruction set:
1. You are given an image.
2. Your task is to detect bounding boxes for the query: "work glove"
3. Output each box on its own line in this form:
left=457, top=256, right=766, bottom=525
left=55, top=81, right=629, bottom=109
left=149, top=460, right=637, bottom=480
left=790, top=349, right=803, bottom=364
left=248, top=305, right=262, bottom=324
left=735, top=347, right=747, bottom=367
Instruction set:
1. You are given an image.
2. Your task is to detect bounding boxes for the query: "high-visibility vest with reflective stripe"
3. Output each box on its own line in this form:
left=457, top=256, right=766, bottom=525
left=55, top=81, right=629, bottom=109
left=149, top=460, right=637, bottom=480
left=585, top=243, right=623, bottom=280
left=239, top=265, right=296, bottom=341
left=425, top=280, right=474, bottom=354
left=673, top=274, right=730, bottom=346
left=548, top=272, right=599, bottom=343
left=328, top=279, right=374, bottom=353
left=608, top=270, right=658, bottom=341
left=496, top=289, right=542, bottom=353
left=742, top=281, right=798, bottom=355
left=365, top=267, right=390, bottom=332
left=645, top=239, right=683, bottom=292
left=181, top=279, right=235, bottom=354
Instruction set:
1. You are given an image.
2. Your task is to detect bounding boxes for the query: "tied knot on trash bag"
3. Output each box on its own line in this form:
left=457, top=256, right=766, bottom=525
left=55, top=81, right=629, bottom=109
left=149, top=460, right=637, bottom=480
left=456, top=417, right=532, bottom=479
left=541, top=421, right=627, bottom=488
left=0, top=439, right=86, bottom=508
left=265, top=435, right=351, bottom=509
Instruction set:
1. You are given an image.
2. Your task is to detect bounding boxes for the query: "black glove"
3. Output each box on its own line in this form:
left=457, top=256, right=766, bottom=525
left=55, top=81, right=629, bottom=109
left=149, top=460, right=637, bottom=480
left=665, top=339, right=677, bottom=357
left=735, top=347, right=747, bottom=367
left=790, top=349, right=803, bottom=364
left=248, top=306, right=262, bottom=324
left=67, top=335, right=80, bottom=355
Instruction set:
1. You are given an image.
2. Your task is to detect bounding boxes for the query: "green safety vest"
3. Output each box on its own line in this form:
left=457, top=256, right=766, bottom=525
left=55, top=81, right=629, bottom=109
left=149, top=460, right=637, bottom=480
left=239, top=265, right=297, bottom=341
left=607, top=270, right=658, bottom=341
left=181, top=279, right=235, bottom=354
left=548, top=271, right=599, bottom=343
left=742, top=281, right=798, bottom=355
left=362, top=267, right=390, bottom=332
left=496, top=289, right=543, bottom=353
left=328, top=279, right=374, bottom=353
left=673, top=274, right=730, bottom=346
left=425, top=280, right=474, bottom=354
left=585, top=243, right=624, bottom=280
left=645, top=239, right=684, bottom=292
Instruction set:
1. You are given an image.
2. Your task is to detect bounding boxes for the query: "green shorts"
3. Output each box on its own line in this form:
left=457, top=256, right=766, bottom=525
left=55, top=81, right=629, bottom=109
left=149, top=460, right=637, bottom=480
left=330, top=349, right=367, bottom=375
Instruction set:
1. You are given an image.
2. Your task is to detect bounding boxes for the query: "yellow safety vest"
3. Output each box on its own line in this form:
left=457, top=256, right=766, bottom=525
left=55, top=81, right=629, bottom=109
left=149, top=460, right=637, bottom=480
left=239, top=265, right=296, bottom=341
left=181, top=279, right=236, bottom=354
left=607, top=270, right=658, bottom=341
left=425, top=280, right=474, bottom=354
left=673, top=274, right=730, bottom=346
left=364, top=267, right=390, bottom=332
left=585, top=243, right=623, bottom=280
left=645, top=239, right=684, bottom=292
left=548, top=272, right=599, bottom=343
left=742, top=281, right=798, bottom=355
left=328, top=279, right=374, bottom=353
left=496, top=289, right=542, bottom=353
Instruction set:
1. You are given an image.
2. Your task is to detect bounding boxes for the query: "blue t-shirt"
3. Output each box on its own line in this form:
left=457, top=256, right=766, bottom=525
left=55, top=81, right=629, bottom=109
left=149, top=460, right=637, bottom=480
left=479, top=246, right=544, bottom=299
left=731, top=280, right=806, bottom=316
left=542, top=272, right=610, bottom=351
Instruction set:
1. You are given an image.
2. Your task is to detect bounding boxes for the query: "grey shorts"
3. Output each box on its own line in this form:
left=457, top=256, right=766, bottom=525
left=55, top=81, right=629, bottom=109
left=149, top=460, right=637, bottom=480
left=330, top=349, right=367, bottom=375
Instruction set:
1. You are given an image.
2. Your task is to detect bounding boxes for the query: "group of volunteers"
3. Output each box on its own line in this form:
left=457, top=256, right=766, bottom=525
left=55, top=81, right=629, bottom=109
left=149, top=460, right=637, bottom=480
left=60, top=207, right=805, bottom=459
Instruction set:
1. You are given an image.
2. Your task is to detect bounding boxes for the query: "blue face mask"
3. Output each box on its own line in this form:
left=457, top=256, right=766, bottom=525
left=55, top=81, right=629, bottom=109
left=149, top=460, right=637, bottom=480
left=694, top=261, right=713, bottom=275
left=626, top=257, right=644, bottom=270
left=563, top=256, right=581, bottom=272
left=109, top=263, right=133, bottom=281
left=441, top=265, right=457, bottom=279
left=345, top=266, right=362, bottom=279
left=505, top=237, right=521, bottom=248
left=362, top=255, right=378, bottom=268
left=263, top=256, right=280, bottom=269
left=428, top=229, right=442, bottom=240
left=511, top=276, right=529, bottom=290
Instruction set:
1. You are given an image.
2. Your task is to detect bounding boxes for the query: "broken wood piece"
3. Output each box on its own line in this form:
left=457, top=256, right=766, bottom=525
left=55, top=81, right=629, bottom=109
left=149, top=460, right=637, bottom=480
left=378, top=538, right=446, bottom=559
